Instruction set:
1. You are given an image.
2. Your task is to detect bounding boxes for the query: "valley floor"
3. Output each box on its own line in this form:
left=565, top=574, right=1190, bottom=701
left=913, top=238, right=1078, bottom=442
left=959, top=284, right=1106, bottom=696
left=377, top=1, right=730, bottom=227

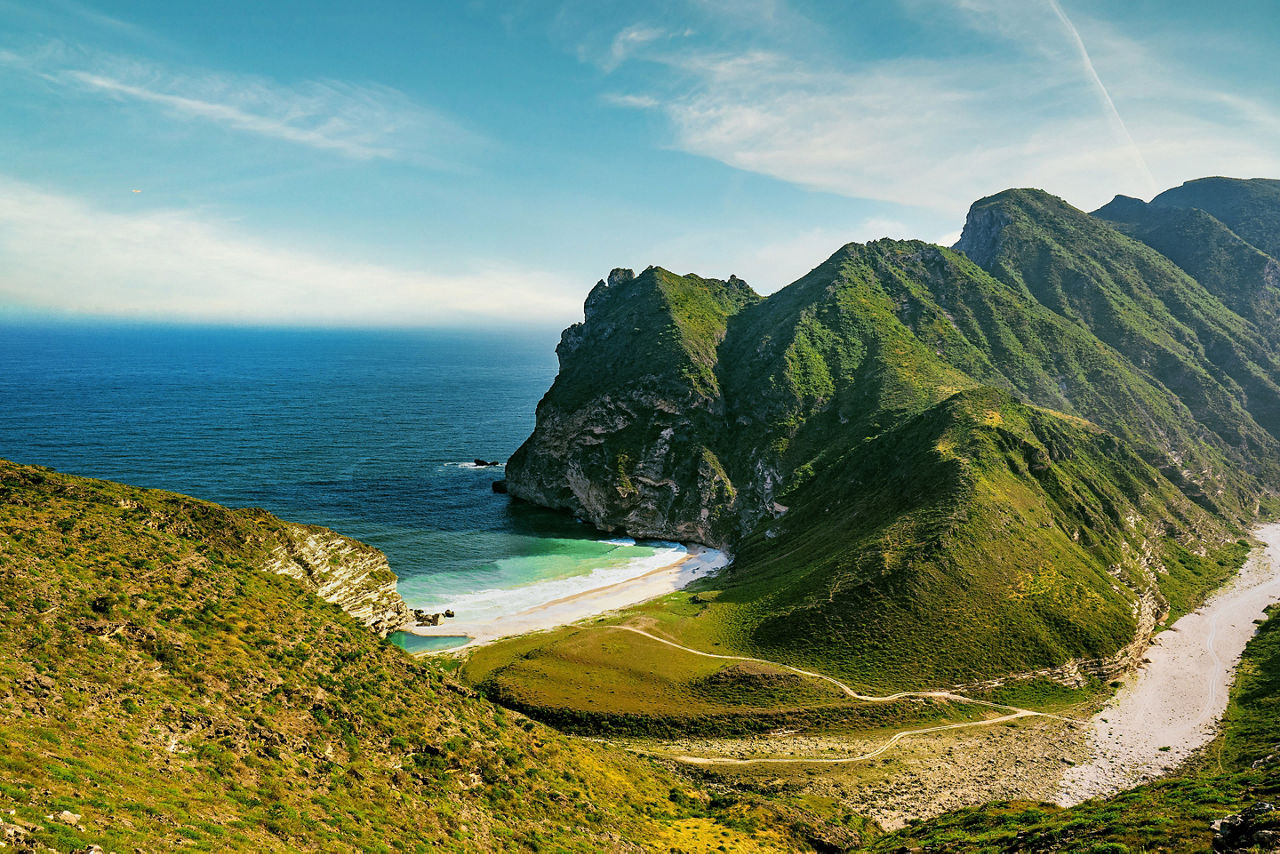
left=1058, top=521, right=1280, bottom=805
left=488, top=525, right=1280, bottom=833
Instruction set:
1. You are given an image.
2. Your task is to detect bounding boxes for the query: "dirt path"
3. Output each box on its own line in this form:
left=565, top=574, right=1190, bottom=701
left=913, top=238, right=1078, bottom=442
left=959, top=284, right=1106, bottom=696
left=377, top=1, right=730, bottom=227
left=671, top=711, right=1037, bottom=765
left=609, top=625, right=1077, bottom=719
left=603, top=625, right=1080, bottom=766
left=1057, top=523, right=1280, bottom=805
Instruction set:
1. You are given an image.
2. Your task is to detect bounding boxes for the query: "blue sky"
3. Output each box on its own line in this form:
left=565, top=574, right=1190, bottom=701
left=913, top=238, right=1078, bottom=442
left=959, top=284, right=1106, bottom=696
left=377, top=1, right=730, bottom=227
left=1, top=0, right=1277, bottom=327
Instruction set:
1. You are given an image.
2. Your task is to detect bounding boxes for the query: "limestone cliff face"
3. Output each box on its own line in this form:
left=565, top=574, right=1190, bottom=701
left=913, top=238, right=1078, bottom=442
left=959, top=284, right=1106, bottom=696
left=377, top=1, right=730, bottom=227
left=262, top=523, right=410, bottom=637
left=506, top=266, right=757, bottom=548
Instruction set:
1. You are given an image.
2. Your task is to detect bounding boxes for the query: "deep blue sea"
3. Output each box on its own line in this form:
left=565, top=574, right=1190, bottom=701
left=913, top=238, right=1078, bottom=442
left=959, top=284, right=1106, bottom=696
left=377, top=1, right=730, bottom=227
left=0, top=323, right=674, bottom=629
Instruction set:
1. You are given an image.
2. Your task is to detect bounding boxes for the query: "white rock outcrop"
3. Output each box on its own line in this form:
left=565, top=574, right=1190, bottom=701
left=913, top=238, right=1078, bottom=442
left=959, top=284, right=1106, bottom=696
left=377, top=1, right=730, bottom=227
left=263, top=524, right=410, bottom=637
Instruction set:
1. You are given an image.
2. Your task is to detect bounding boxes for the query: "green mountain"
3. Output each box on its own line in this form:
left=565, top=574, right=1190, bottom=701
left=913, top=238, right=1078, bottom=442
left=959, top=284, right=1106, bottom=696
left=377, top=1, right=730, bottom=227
left=506, top=178, right=1280, bottom=695
left=1094, top=188, right=1280, bottom=337
left=958, top=187, right=1280, bottom=499
left=0, top=460, right=813, bottom=852
left=1152, top=176, right=1280, bottom=260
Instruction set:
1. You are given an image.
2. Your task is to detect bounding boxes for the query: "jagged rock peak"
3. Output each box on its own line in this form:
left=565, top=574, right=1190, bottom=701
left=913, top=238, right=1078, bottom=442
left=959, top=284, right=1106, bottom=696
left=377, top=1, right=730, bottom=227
left=953, top=203, right=1012, bottom=265
left=583, top=267, right=638, bottom=319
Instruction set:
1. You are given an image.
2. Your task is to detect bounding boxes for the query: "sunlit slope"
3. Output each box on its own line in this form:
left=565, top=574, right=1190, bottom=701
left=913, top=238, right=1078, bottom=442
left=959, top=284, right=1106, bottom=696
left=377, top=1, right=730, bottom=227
left=0, top=460, right=809, bottom=853
left=958, top=187, right=1280, bottom=503
left=718, top=387, right=1240, bottom=688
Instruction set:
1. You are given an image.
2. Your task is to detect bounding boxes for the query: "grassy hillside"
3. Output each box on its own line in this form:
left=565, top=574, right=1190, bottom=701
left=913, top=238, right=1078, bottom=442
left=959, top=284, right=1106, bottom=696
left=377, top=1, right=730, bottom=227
left=1093, top=194, right=1280, bottom=335
left=0, top=460, right=819, bottom=852
left=959, top=188, right=1280, bottom=503
left=726, top=388, right=1241, bottom=687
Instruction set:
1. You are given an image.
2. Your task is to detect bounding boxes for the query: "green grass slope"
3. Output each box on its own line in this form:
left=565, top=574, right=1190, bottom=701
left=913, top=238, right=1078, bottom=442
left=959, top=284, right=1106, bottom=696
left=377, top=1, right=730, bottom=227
left=1094, top=193, right=1280, bottom=335
left=0, top=460, right=812, bottom=853
left=707, top=388, right=1240, bottom=688
left=957, top=188, right=1280, bottom=502
left=813, top=239, right=1251, bottom=513
left=1153, top=176, right=1280, bottom=260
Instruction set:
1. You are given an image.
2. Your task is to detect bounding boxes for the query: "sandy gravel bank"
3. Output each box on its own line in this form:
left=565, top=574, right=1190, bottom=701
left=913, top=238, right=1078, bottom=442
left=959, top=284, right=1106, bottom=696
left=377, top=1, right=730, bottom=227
left=1057, top=522, right=1280, bottom=805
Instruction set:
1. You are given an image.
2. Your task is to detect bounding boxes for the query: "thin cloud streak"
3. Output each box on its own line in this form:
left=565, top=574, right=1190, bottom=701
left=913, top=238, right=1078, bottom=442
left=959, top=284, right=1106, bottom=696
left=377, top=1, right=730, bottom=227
left=0, top=42, right=480, bottom=162
left=603, top=1, right=1280, bottom=215
left=66, top=71, right=398, bottom=159
left=1046, top=0, right=1157, bottom=196
left=0, top=178, right=580, bottom=327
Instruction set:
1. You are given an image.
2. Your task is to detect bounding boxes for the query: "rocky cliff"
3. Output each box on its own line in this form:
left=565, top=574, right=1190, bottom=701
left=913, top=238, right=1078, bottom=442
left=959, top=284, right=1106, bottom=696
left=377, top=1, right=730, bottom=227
left=506, top=266, right=758, bottom=547
left=261, top=522, right=410, bottom=637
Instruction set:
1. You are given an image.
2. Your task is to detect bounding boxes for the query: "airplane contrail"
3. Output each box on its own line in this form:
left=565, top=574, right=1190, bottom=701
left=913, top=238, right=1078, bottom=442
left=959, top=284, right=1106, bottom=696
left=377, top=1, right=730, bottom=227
left=1047, top=0, right=1158, bottom=197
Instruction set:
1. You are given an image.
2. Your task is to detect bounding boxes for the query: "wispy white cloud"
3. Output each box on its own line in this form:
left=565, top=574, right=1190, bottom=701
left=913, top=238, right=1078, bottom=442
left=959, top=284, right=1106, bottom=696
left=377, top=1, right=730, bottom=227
left=1045, top=0, right=1156, bottom=195
left=604, top=0, right=1280, bottom=215
left=0, top=41, right=479, bottom=161
left=0, top=178, right=580, bottom=327
left=603, top=25, right=668, bottom=72
left=603, top=92, right=660, bottom=109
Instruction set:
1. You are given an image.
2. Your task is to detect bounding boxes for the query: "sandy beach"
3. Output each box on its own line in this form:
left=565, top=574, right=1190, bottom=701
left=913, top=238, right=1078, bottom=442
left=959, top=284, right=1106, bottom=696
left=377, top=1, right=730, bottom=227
left=1057, top=522, right=1280, bottom=805
left=405, top=544, right=730, bottom=648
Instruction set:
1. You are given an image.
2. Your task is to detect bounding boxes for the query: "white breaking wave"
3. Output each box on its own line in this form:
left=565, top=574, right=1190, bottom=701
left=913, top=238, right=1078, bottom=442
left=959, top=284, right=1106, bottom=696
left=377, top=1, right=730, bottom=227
left=422, top=542, right=687, bottom=625
left=447, top=461, right=506, bottom=470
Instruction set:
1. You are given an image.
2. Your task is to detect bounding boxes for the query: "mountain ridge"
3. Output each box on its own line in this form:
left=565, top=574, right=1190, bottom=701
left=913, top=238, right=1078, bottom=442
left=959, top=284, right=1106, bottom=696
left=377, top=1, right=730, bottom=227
left=504, top=176, right=1280, bottom=691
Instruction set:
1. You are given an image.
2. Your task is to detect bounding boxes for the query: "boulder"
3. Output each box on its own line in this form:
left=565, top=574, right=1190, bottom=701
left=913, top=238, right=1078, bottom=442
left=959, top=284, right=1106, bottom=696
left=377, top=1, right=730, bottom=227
left=1212, top=802, right=1279, bottom=852
left=492, top=480, right=508, bottom=494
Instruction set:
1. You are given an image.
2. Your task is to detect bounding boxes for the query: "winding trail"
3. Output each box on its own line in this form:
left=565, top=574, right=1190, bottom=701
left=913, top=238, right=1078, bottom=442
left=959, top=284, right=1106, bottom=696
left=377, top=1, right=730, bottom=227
left=603, top=625, right=1081, bottom=766
left=672, top=712, right=1038, bottom=766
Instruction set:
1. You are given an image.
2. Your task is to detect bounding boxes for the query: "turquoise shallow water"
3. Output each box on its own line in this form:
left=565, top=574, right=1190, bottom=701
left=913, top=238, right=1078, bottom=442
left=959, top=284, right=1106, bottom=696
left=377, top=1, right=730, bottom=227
left=0, top=323, right=656, bottom=615
left=388, top=633, right=471, bottom=653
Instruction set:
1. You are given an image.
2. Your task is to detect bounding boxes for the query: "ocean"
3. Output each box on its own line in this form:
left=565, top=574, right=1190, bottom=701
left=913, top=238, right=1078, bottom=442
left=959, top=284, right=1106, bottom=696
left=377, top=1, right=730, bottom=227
left=0, top=323, right=679, bottom=640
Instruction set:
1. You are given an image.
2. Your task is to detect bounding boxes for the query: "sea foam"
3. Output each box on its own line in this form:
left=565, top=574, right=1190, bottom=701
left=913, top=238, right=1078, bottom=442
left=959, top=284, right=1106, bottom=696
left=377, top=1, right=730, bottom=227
left=418, top=541, right=687, bottom=624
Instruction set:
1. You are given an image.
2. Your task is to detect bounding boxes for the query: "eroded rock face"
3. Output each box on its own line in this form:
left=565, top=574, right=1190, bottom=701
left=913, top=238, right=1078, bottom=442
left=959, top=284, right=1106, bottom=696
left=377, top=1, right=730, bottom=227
left=263, top=524, right=410, bottom=637
left=507, top=387, right=740, bottom=547
left=506, top=266, right=755, bottom=548
left=952, top=204, right=1012, bottom=267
